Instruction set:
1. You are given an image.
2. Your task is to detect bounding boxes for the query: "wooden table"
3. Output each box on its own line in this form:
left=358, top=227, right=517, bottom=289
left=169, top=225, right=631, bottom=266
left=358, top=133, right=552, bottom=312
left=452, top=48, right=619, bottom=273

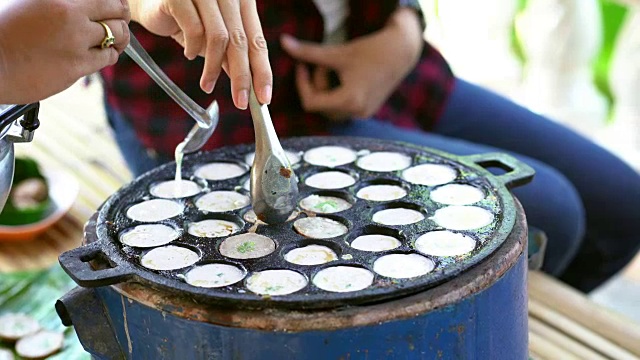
left=1, top=90, right=639, bottom=359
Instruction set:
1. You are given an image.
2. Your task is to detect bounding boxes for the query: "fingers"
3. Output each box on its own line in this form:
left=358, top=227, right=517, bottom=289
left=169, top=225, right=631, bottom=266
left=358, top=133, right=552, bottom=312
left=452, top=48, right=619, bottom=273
left=312, top=66, right=330, bottom=91
left=281, top=34, right=343, bottom=68
left=193, top=0, right=226, bottom=93
left=166, top=1, right=204, bottom=60
left=295, top=64, right=348, bottom=114
left=85, top=47, right=120, bottom=75
left=86, top=0, right=130, bottom=23
left=240, top=0, right=272, bottom=104
left=90, top=19, right=130, bottom=54
left=218, top=0, right=251, bottom=109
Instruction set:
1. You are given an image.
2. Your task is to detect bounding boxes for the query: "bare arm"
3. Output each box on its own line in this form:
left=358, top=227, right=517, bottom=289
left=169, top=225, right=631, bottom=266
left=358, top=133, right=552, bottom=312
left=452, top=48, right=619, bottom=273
left=0, top=0, right=130, bottom=104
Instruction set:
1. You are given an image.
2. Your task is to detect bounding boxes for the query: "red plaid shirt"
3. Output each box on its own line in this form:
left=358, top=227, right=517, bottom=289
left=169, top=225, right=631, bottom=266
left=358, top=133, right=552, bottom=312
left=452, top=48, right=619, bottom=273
left=101, top=0, right=454, bottom=158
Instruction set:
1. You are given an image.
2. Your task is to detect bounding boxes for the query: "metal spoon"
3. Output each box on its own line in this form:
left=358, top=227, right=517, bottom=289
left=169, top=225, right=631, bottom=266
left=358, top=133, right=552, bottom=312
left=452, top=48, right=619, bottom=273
left=124, top=33, right=216, bottom=153
left=176, top=101, right=219, bottom=154
left=248, top=86, right=298, bottom=224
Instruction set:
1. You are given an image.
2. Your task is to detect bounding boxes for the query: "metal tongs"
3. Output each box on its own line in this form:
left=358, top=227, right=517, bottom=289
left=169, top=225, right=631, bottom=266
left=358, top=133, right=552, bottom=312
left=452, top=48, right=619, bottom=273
left=124, top=34, right=217, bottom=153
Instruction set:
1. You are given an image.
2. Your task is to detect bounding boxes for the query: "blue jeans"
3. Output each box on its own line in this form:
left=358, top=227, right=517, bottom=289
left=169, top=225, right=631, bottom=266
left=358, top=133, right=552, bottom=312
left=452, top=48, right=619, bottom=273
left=106, top=79, right=640, bottom=292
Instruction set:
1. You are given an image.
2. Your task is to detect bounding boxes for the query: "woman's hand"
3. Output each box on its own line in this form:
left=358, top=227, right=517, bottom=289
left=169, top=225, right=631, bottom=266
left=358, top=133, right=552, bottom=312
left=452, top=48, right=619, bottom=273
left=281, top=7, right=424, bottom=120
left=0, top=0, right=130, bottom=104
left=130, top=0, right=272, bottom=109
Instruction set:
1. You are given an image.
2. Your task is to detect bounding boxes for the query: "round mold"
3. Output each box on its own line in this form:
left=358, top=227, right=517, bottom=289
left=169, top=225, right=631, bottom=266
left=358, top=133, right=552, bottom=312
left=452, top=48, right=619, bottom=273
left=292, top=215, right=351, bottom=239
left=184, top=262, right=247, bottom=288
left=125, top=198, right=184, bottom=223
left=430, top=205, right=495, bottom=231
left=312, top=265, right=375, bottom=293
left=149, top=179, right=202, bottom=199
left=245, top=269, right=308, bottom=296
left=302, top=168, right=359, bottom=190
left=140, top=243, right=201, bottom=271
left=355, top=178, right=410, bottom=202
left=195, top=190, right=251, bottom=213
left=349, top=225, right=404, bottom=252
left=186, top=214, right=245, bottom=238
left=356, top=151, right=412, bottom=172
left=372, top=252, right=436, bottom=279
left=371, top=202, right=427, bottom=226
left=413, top=230, right=477, bottom=257
left=194, top=161, right=249, bottom=181
left=303, top=145, right=358, bottom=168
left=298, top=190, right=355, bottom=214
left=281, top=239, right=343, bottom=266
left=119, top=223, right=181, bottom=248
left=402, top=163, right=458, bottom=186
left=219, top=233, right=277, bottom=260
left=304, top=172, right=357, bottom=190
left=430, top=183, right=485, bottom=205
left=284, top=244, right=339, bottom=266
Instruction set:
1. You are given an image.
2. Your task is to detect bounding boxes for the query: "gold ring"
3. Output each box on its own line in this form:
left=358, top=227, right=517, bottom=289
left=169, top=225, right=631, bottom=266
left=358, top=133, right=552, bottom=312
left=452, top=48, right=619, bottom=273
left=98, top=21, right=115, bottom=49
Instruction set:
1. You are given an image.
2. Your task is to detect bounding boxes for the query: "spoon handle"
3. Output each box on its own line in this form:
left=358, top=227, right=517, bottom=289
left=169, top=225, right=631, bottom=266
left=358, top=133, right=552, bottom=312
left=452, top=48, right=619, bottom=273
left=248, top=86, right=283, bottom=155
left=124, top=34, right=212, bottom=128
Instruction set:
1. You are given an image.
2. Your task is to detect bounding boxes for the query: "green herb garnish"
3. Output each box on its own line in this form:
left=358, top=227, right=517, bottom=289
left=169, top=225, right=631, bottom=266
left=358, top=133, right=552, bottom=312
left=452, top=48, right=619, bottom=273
left=314, top=200, right=338, bottom=212
left=237, top=241, right=256, bottom=254
left=265, top=285, right=284, bottom=292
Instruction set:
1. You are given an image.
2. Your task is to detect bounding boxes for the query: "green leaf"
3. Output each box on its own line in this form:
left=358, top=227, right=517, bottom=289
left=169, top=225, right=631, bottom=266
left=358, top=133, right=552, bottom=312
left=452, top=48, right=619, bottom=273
left=0, top=265, right=89, bottom=360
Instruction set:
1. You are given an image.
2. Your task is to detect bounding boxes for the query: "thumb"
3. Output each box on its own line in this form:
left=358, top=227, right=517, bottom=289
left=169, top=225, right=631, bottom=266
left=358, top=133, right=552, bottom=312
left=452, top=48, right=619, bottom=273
left=280, top=34, right=344, bottom=68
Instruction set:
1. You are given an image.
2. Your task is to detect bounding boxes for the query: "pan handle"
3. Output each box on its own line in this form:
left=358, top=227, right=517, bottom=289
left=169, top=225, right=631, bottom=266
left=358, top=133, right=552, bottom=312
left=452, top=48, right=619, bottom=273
left=59, top=242, right=133, bottom=287
left=460, top=152, right=535, bottom=189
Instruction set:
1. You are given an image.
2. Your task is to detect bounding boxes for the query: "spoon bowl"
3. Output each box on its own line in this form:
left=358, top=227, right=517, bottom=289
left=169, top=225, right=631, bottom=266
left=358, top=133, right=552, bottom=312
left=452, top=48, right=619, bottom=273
left=180, top=101, right=219, bottom=154
left=248, top=87, right=298, bottom=224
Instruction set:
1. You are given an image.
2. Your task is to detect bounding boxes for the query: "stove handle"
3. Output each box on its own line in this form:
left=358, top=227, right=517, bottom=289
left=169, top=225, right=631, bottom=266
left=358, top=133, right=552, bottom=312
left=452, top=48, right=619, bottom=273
left=59, top=242, right=133, bottom=287
left=460, top=152, right=535, bottom=189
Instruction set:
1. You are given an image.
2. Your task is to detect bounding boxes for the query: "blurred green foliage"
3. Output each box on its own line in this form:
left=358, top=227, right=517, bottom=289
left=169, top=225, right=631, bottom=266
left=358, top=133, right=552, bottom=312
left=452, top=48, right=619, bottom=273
left=511, top=0, right=628, bottom=117
left=432, top=0, right=629, bottom=118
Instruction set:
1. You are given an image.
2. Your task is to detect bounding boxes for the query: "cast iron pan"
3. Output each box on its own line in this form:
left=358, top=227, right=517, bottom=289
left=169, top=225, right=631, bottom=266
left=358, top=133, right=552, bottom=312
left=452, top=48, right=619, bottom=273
left=59, top=136, right=534, bottom=310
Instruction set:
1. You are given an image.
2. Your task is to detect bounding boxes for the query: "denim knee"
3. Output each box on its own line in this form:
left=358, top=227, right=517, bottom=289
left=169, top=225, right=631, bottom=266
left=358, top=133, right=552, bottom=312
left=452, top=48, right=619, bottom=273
left=512, top=161, right=586, bottom=275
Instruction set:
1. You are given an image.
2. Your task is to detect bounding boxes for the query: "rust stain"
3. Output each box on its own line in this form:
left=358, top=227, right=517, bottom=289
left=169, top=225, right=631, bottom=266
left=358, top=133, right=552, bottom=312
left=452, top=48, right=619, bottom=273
left=279, top=167, right=292, bottom=178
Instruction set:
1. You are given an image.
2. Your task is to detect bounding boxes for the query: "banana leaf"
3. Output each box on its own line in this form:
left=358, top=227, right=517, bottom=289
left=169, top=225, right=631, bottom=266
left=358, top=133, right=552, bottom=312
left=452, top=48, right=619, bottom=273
left=0, top=265, right=89, bottom=359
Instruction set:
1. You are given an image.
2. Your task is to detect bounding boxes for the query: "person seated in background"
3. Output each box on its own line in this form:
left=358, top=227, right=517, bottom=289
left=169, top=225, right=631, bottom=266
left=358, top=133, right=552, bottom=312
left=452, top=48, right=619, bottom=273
left=100, top=0, right=640, bottom=294
left=0, top=0, right=130, bottom=104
